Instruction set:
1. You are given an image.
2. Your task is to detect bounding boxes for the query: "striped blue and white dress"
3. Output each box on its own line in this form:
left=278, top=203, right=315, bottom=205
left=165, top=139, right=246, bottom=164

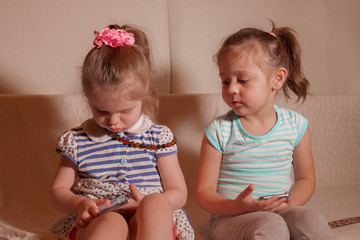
left=205, top=106, right=308, bottom=199
left=55, top=115, right=194, bottom=239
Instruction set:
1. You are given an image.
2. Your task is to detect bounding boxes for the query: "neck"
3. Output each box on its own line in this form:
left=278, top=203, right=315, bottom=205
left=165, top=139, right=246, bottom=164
left=239, top=106, right=277, bottom=137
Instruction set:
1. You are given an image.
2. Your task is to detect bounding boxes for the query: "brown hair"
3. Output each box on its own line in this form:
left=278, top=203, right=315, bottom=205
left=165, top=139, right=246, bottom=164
left=81, top=24, right=158, bottom=119
left=215, top=21, right=309, bottom=102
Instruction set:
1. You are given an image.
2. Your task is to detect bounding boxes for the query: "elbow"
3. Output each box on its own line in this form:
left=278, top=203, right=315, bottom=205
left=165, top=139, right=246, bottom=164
left=177, top=187, right=188, bottom=208
left=194, top=188, right=207, bottom=211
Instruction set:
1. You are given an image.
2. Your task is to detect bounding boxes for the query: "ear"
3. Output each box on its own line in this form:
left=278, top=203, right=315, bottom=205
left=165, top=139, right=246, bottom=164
left=271, top=67, right=287, bottom=90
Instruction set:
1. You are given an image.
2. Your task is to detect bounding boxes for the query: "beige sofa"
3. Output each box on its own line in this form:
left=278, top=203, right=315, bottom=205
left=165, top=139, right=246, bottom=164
left=0, top=93, right=359, bottom=239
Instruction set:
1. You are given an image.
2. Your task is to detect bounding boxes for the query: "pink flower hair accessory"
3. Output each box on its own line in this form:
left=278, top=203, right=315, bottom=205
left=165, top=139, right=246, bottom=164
left=93, top=27, right=135, bottom=48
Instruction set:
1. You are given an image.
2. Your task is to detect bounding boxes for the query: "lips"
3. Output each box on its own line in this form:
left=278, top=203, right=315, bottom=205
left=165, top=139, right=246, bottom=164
left=231, top=101, right=243, bottom=106
left=109, top=128, right=123, bottom=133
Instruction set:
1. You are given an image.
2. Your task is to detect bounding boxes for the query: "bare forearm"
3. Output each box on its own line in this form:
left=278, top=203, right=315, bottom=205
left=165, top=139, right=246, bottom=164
left=49, top=187, right=85, bottom=214
left=289, top=178, right=315, bottom=206
left=196, top=190, right=249, bottom=216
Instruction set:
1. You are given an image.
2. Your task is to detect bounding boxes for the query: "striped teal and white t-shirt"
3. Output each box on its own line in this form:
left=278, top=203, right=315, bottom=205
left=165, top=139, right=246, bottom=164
left=56, top=117, right=177, bottom=191
left=205, top=106, right=308, bottom=199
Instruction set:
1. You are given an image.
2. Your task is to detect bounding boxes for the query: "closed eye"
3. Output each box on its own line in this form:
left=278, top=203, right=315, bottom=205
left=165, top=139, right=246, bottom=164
left=221, top=80, right=230, bottom=85
left=238, top=79, right=248, bottom=84
left=97, top=110, right=108, bottom=115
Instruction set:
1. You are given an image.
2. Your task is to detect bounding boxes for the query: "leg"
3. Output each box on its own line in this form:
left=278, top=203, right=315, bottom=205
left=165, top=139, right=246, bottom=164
left=210, top=211, right=290, bottom=240
left=129, top=193, right=173, bottom=240
left=75, top=212, right=129, bottom=240
left=280, top=206, right=336, bottom=240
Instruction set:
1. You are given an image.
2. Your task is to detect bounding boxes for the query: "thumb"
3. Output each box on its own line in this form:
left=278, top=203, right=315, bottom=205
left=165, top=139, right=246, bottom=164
left=129, top=183, right=143, bottom=201
left=238, top=184, right=254, bottom=199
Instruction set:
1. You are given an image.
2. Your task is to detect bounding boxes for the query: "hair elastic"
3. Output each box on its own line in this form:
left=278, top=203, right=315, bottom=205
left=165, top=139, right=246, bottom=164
left=268, top=32, right=277, bottom=38
left=93, top=27, right=135, bottom=48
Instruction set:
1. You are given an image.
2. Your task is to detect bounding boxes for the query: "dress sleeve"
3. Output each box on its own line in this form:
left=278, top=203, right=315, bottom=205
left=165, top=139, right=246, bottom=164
left=156, top=126, right=177, bottom=157
left=56, top=130, right=78, bottom=165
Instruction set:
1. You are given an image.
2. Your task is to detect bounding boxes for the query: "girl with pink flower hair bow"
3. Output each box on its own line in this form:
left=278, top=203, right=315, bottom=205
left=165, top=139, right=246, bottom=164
left=50, top=24, right=194, bottom=240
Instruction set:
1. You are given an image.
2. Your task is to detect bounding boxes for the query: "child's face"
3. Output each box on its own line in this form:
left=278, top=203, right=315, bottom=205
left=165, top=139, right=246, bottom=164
left=218, top=50, right=275, bottom=117
left=89, top=88, right=142, bottom=133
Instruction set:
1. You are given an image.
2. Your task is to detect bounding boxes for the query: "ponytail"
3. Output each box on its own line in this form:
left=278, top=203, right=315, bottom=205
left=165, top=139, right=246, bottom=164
left=270, top=22, right=309, bottom=102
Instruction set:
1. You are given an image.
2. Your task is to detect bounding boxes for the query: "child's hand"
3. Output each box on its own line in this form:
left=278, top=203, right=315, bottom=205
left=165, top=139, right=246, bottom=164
left=271, top=191, right=291, bottom=212
left=234, top=185, right=289, bottom=213
left=255, top=196, right=289, bottom=213
left=115, top=183, right=144, bottom=217
left=75, top=198, right=109, bottom=228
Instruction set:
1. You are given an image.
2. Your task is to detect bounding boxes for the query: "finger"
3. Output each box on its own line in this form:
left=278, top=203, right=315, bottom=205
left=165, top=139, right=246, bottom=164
left=238, top=184, right=254, bottom=199
left=268, top=197, right=287, bottom=211
left=89, top=205, right=100, bottom=217
left=81, top=209, right=95, bottom=223
left=75, top=216, right=87, bottom=228
left=129, top=183, right=143, bottom=201
left=93, top=199, right=110, bottom=216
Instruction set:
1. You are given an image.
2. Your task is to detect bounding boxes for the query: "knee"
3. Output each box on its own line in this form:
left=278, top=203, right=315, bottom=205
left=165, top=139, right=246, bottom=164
left=138, top=193, right=172, bottom=211
left=282, top=206, right=325, bottom=226
left=281, top=206, right=335, bottom=239
left=252, top=213, right=289, bottom=238
left=76, top=212, right=128, bottom=240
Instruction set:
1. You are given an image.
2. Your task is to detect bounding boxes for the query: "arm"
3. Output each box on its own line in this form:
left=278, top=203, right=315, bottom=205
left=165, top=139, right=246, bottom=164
left=157, top=153, right=188, bottom=210
left=195, top=135, right=232, bottom=215
left=49, top=155, right=107, bottom=227
left=289, top=128, right=316, bottom=206
left=49, top=155, right=83, bottom=214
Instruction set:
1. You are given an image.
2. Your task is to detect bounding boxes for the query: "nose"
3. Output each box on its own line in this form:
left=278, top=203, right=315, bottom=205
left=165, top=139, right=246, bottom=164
left=108, top=113, right=120, bottom=126
left=228, top=82, right=240, bottom=94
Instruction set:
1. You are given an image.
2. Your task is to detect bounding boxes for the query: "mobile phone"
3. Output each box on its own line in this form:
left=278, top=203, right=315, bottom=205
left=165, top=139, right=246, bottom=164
left=258, top=193, right=290, bottom=201
left=98, top=193, right=130, bottom=215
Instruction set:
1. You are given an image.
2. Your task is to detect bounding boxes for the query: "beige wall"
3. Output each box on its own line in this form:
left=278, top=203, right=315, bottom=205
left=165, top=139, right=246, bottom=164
left=1, top=0, right=359, bottom=95
left=0, top=0, right=170, bottom=94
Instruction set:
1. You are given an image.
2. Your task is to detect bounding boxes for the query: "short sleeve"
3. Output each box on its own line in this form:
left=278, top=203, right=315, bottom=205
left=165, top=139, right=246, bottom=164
left=56, top=130, right=78, bottom=165
left=156, top=126, right=177, bottom=157
left=205, top=120, right=223, bottom=153
left=294, top=113, right=308, bottom=147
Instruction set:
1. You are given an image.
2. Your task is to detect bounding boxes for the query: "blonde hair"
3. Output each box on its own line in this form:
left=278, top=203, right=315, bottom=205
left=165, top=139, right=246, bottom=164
left=81, top=24, right=158, bottom=119
left=215, top=21, right=309, bottom=102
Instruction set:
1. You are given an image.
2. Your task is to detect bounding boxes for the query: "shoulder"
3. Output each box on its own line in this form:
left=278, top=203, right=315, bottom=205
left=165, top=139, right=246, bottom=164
left=207, top=110, right=237, bottom=128
left=56, top=123, right=87, bottom=165
left=204, top=110, right=237, bottom=153
left=275, top=106, right=308, bottom=146
left=205, top=110, right=237, bottom=135
left=56, top=118, right=103, bottom=153
left=276, top=106, right=308, bottom=125
left=149, top=123, right=178, bottom=156
left=57, top=124, right=84, bottom=145
left=149, top=123, right=175, bottom=140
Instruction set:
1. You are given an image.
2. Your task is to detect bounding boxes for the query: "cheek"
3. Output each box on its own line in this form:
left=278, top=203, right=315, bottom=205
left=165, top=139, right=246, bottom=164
left=93, top=114, right=106, bottom=125
left=222, top=92, right=229, bottom=104
left=222, top=87, right=230, bottom=98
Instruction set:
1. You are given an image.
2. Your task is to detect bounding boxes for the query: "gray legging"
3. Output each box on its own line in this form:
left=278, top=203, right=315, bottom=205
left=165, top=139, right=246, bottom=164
left=210, top=206, right=335, bottom=240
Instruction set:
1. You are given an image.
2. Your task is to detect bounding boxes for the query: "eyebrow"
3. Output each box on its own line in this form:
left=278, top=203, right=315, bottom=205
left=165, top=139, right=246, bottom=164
left=219, top=70, right=252, bottom=77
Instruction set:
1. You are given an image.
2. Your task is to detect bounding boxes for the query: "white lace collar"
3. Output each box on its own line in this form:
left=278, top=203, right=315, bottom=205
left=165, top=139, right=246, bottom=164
left=81, top=114, right=153, bottom=142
